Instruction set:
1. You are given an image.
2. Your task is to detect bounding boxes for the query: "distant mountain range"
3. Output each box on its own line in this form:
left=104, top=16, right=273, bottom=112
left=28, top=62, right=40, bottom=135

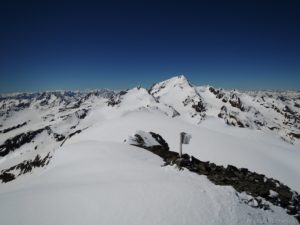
left=0, top=75, right=300, bottom=225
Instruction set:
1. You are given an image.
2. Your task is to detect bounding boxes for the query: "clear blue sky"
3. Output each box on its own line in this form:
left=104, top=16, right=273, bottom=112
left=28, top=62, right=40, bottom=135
left=0, top=0, right=300, bottom=92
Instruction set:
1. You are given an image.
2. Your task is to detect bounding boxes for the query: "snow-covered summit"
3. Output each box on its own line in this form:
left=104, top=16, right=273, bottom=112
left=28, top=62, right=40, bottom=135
left=149, top=75, right=206, bottom=123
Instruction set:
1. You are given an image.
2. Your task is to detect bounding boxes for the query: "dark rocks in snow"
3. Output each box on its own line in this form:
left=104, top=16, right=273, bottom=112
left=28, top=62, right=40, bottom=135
left=222, top=97, right=228, bottom=103
left=182, top=96, right=206, bottom=114
left=209, top=87, right=218, bottom=95
left=53, top=133, right=65, bottom=142
left=183, top=157, right=300, bottom=220
left=60, top=129, right=82, bottom=146
left=0, top=172, right=15, bottom=183
left=68, top=129, right=82, bottom=138
left=272, top=104, right=281, bottom=113
left=0, top=128, right=46, bottom=157
left=75, top=108, right=89, bottom=119
left=0, top=121, right=27, bottom=134
left=210, top=87, right=247, bottom=112
left=15, top=102, right=30, bottom=111
left=148, top=83, right=165, bottom=96
left=254, top=120, right=265, bottom=127
left=181, top=156, right=300, bottom=221
left=284, top=106, right=296, bottom=115
left=268, top=126, right=280, bottom=131
left=218, top=106, right=248, bottom=128
left=209, top=87, right=226, bottom=99
left=192, top=100, right=206, bottom=113
left=218, top=106, right=227, bottom=118
left=149, top=132, right=169, bottom=151
left=289, top=133, right=300, bottom=139
left=60, top=108, right=89, bottom=121
left=168, top=106, right=180, bottom=117
left=229, top=93, right=245, bottom=111
left=107, top=91, right=127, bottom=107
left=0, top=153, right=52, bottom=183
left=128, top=132, right=169, bottom=151
left=129, top=131, right=300, bottom=222
left=39, top=99, right=48, bottom=106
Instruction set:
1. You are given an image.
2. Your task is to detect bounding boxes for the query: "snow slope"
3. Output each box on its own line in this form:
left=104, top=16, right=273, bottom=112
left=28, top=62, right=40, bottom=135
left=0, top=141, right=297, bottom=225
left=69, top=110, right=300, bottom=192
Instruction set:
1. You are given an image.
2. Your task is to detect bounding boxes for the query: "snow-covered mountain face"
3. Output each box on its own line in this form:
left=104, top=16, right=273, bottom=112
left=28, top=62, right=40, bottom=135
left=1, top=75, right=300, bottom=225
left=200, top=86, right=300, bottom=146
left=0, top=90, right=115, bottom=181
left=0, top=75, right=299, bottom=183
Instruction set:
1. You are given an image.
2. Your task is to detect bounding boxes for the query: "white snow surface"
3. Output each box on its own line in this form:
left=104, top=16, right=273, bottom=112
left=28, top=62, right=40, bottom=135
left=0, top=75, right=300, bottom=225
left=0, top=141, right=297, bottom=225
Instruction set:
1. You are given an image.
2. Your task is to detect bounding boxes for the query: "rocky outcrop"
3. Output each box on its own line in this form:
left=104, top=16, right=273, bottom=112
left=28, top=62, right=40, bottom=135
left=107, top=91, right=127, bottom=107
left=209, top=87, right=226, bottom=99
left=289, top=133, right=300, bottom=139
left=229, top=93, right=245, bottom=111
left=0, top=128, right=46, bottom=157
left=218, top=106, right=248, bottom=128
left=125, top=131, right=169, bottom=151
left=182, top=96, right=206, bottom=113
left=0, top=121, right=27, bottom=134
left=0, top=153, right=52, bottom=183
left=127, top=131, right=300, bottom=223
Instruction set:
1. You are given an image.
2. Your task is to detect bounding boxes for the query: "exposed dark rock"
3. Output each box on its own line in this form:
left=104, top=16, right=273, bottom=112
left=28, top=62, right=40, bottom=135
left=15, top=102, right=30, bottom=110
left=182, top=96, right=206, bottom=113
left=222, top=97, right=228, bottom=103
left=278, top=95, right=288, bottom=102
left=107, top=92, right=126, bottom=107
left=218, top=106, right=227, bottom=118
left=272, top=104, right=281, bottom=113
left=40, top=99, right=48, bottom=106
left=284, top=106, right=296, bottom=115
left=0, top=121, right=27, bottom=134
left=68, top=130, right=82, bottom=138
left=53, top=133, right=65, bottom=142
left=0, top=172, right=15, bottom=183
left=0, top=153, right=52, bottom=183
left=169, top=106, right=180, bottom=117
left=149, top=132, right=169, bottom=151
left=129, top=132, right=300, bottom=222
left=192, top=100, right=206, bottom=113
left=289, top=133, right=300, bottom=139
left=229, top=93, right=244, bottom=111
left=254, top=120, right=265, bottom=127
left=75, top=109, right=89, bottom=119
left=209, top=87, right=219, bottom=95
left=0, top=128, right=46, bottom=157
left=60, top=129, right=82, bottom=146
left=268, top=126, right=279, bottom=131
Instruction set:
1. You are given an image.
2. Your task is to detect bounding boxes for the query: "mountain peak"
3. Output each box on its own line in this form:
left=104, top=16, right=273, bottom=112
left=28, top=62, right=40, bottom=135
left=169, top=74, right=190, bottom=84
left=149, top=75, right=192, bottom=92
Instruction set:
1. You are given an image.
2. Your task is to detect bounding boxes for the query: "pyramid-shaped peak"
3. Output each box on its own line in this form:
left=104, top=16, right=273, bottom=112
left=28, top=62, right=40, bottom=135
left=151, top=75, right=192, bottom=89
left=168, top=74, right=190, bottom=83
left=149, top=75, right=195, bottom=97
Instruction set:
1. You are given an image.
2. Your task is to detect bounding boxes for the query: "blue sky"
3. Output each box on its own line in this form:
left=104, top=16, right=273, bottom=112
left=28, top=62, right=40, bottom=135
left=0, top=0, right=300, bottom=92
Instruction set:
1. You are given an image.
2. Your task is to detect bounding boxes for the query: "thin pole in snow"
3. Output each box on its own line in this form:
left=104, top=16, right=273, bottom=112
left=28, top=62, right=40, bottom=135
left=179, top=133, right=183, bottom=158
